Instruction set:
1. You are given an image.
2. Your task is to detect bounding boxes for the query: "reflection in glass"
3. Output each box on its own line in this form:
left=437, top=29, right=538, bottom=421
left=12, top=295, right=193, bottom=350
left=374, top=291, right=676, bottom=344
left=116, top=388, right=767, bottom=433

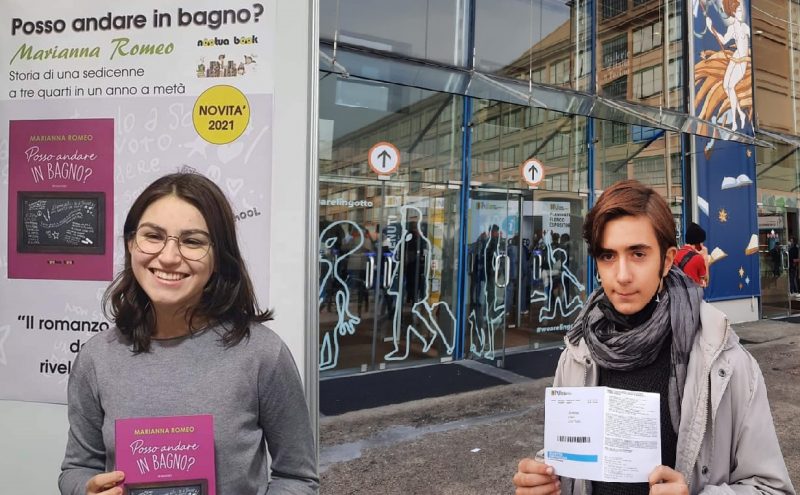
left=752, top=0, right=800, bottom=135
left=320, top=0, right=464, bottom=66
left=319, top=78, right=463, bottom=374
left=468, top=101, right=590, bottom=358
left=597, top=0, right=686, bottom=109
left=475, top=0, right=592, bottom=92
left=596, top=122, right=684, bottom=212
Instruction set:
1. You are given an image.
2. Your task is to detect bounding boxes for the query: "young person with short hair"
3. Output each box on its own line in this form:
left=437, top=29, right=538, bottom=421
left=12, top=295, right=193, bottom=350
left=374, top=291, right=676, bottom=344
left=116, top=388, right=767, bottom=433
left=513, top=180, right=794, bottom=495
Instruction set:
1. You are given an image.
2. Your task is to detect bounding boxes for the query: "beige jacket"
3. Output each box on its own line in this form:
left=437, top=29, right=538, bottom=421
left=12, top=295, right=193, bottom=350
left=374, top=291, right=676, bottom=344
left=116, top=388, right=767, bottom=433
left=550, top=302, right=795, bottom=495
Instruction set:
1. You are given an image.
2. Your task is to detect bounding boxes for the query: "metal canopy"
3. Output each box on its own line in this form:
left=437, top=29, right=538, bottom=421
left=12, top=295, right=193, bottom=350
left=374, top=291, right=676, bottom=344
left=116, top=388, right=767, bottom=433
left=320, top=42, right=772, bottom=148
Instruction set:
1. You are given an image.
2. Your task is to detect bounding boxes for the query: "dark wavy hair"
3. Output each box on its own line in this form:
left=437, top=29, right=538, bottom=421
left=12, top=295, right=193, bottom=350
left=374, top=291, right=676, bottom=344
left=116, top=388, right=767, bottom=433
left=103, top=172, right=273, bottom=352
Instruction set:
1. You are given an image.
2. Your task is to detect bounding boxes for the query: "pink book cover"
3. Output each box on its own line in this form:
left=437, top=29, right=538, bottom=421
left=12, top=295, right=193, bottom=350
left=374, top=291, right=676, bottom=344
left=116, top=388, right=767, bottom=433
left=115, top=415, right=216, bottom=495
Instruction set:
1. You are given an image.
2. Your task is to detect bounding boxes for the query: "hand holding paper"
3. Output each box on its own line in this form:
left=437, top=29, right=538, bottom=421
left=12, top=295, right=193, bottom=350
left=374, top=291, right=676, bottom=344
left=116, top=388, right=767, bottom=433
left=512, top=459, right=561, bottom=494
left=648, top=465, right=689, bottom=494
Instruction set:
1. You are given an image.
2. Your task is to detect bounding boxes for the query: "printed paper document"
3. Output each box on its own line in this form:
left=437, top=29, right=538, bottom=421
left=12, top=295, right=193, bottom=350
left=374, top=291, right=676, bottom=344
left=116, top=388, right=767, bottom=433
left=544, top=386, right=661, bottom=483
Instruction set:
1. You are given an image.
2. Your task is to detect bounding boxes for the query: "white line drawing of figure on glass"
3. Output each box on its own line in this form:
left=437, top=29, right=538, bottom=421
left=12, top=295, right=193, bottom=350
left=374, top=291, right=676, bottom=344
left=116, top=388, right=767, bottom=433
left=467, top=231, right=489, bottom=357
left=319, top=221, right=363, bottom=371
left=530, top=231, right=585, bottom=322
left=385, top=205, right=457, bottom=361
left=704, top=0, right=750, bottom=132
left=468, top=224, right=506, bottom=359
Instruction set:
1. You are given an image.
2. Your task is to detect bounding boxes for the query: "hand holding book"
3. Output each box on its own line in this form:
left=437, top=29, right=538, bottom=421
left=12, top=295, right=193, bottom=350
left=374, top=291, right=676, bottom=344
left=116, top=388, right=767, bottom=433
left=86, top=471, right=125, bottom=495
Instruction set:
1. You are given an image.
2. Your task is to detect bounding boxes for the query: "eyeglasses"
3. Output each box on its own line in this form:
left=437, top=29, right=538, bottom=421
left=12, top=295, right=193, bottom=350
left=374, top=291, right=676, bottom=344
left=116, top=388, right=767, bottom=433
left=132, top=226, right=213, bottom=261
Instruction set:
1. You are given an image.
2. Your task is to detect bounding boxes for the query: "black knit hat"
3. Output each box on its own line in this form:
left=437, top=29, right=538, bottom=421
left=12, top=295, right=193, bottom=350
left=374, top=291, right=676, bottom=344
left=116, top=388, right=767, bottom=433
left=686, top=222, right=706, bottom=244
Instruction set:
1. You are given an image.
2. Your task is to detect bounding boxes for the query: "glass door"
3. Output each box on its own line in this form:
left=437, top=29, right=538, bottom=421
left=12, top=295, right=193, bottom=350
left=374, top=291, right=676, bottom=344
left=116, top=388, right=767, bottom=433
left=466, top=187, right=516, bottom=366
left=758, top=207, right=790, bottom=318
left=375, top=182, right=461, bottom=369
left=788, top=209, right=800, bottom=315
left=319, top=176, right=383, bottom=373
left=511, top=189, right=589, bottom=346
left=319, top=178, right=462, bottom=373
left=465, top=185, right=590, bottom=365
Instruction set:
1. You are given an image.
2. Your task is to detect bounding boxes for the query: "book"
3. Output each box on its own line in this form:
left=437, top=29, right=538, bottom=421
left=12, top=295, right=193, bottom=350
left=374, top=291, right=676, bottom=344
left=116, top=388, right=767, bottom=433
left=709, top=246, right=728, bottom=265
left=721, top=174, right=753, bottom=190
left=115, top=415, right=215, bottom=495
left=745, top=234, right=759, bottom=255
left=697, top=196, right=709, bottom=216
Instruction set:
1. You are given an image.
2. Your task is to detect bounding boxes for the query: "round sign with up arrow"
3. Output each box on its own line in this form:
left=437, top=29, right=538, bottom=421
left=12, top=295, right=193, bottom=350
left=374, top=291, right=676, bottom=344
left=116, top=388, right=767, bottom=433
left=368, top=141, right=400, bottom=178
left=520, top=158, right=545, bottom=188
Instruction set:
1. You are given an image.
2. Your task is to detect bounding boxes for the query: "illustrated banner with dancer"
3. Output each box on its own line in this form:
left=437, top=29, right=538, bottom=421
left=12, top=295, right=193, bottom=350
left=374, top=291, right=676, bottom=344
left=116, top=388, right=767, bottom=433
left=690, top=0, right=760, bottom=300
left=0, top=0, right=275, bottom=403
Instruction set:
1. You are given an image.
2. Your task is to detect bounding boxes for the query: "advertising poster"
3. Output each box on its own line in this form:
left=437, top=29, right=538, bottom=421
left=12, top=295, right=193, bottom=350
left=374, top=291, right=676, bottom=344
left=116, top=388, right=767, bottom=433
left=0, top=0, right=275, bottom=403
left=533, top=201, right=571, bottom=237
left=690, top=0, right=760, bottom=300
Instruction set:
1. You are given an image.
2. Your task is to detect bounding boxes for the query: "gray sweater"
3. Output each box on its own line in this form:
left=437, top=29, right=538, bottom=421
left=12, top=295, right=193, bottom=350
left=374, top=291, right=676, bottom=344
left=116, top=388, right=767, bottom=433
left=59, top=324, right=319, bottom=495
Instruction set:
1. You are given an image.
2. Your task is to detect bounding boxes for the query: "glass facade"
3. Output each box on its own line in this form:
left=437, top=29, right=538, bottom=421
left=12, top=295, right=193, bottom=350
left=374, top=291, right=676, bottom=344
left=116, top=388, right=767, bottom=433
left=319, top=80, right=463, bottom=373
left=752, top=0, right=800, bottom=316
left=318, top=0, right=800, bottom=375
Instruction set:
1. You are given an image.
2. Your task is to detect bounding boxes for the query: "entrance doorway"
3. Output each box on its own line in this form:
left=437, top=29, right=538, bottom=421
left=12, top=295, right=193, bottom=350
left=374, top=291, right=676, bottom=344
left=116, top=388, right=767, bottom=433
left=758, top=207, right=793, bottom=317
left=466, top=185, right=588, bottom=366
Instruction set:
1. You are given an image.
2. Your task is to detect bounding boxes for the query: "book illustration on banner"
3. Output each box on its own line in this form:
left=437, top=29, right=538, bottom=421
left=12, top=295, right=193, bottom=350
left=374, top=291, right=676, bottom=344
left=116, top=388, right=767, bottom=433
left=720, top=174, right=753, bottom=190
left=17, top=191, right=105, bottom=254
left=115, top=415, right=215, bottom=495
left=709, top=246, right=728, bottom=265
left=745, top=234, right=759, bottom=255
left=697, top=196, right=709, bottom=216
left=196, top=52, right=257, bottom=78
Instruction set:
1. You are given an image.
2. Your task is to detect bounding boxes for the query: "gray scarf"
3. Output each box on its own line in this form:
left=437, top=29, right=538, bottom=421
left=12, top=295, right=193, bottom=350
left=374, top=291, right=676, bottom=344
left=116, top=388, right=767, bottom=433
left=566, top=267, right=703, bottom=432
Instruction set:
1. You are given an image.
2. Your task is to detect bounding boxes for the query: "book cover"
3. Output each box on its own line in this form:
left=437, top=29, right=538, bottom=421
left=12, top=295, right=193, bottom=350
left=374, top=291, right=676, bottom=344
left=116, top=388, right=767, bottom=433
left=7, top=118, right=115, bottom=281
left=115, top=415, right=215, bottom=495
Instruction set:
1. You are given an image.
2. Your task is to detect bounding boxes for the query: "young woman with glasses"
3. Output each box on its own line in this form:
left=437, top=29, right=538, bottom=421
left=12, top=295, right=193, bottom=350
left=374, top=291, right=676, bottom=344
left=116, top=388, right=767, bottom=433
left=59, top=172, right=318, bottom=495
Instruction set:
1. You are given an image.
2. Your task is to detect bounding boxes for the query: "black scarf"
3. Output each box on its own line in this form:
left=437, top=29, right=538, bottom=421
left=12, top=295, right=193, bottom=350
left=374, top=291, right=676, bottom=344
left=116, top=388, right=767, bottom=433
left=566, top=267, right=703, bottom=432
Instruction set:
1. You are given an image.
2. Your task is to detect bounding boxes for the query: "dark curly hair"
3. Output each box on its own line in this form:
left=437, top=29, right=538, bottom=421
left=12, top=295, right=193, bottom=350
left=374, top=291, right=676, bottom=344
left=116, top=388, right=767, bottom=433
left=103, top=172, right=273, bottom=352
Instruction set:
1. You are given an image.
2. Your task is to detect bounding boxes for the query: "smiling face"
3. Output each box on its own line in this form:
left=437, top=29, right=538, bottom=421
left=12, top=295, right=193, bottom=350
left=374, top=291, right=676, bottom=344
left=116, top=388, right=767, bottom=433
left=129, top=195, right=214, bottom=322
left=596, top=215, right=676, bottom=315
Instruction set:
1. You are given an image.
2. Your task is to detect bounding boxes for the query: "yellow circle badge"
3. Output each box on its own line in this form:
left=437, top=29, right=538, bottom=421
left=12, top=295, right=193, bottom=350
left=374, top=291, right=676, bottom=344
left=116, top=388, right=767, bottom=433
left=193, top=85, right=250, bottom=145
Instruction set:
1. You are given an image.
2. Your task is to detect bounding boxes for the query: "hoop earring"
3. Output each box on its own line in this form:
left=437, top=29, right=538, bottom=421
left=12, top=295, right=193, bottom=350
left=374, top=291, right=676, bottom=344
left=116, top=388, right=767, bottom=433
left=655, top=277, right=665, bottom=303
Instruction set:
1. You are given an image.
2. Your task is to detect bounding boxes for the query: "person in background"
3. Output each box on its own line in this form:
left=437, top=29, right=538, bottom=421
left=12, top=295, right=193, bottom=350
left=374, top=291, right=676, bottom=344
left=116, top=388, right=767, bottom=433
left=788, top=236, right=798, bottom=295
left=59, top=172, right=318, bottom=495
left=673, top=222, right=709, bottom=287
left=506, top=234, right=520, bottom=321
left=513, top=180, right=794, bottom=495
left=560, top=233, right=574, bottom=299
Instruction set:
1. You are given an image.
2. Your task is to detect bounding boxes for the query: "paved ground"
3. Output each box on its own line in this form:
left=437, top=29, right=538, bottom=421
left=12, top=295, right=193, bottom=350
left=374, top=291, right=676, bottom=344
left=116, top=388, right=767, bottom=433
left=320, top=318, right=800, bottom=494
